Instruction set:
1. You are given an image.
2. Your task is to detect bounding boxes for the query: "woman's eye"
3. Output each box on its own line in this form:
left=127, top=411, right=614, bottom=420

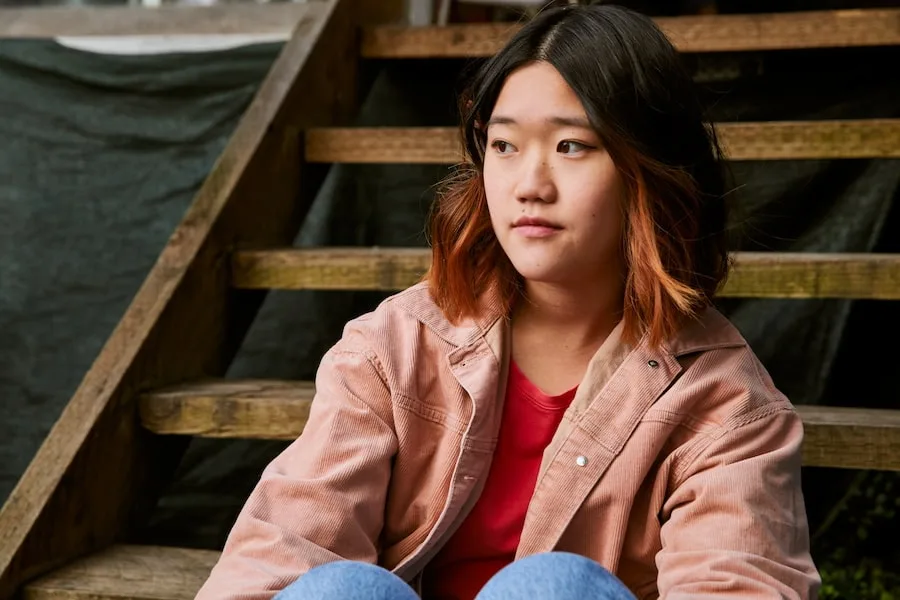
left=558, top=140, right=590, bottom=154
left=491, top=140, right=515, bottom=154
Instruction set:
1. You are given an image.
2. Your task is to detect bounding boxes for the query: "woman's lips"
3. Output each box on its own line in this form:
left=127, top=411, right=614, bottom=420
left=514, top=225, right=562, bottom=238
left=512, top=217, right=562, bottom=238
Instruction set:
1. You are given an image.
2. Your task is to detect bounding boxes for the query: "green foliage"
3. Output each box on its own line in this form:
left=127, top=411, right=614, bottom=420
left=819, top=560, right=900, bottom=600
left=814, top=472, right=900, bottom=600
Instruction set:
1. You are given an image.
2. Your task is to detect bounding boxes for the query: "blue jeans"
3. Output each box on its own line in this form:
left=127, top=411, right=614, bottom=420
left=274, top=552, right=636, bottom=599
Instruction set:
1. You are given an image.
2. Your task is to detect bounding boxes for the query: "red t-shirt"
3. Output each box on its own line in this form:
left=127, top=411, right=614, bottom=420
left=421, top=361, right=577, bottom=600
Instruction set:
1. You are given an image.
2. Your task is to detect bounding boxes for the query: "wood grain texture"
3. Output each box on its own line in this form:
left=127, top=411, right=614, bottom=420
left=722, top=252, right=900, bottom=299
left=361, top=8, right=900, bottom=58
left=137, top=379, right=900, bottom=471
left=305, top=120, right=900, bottom=164
left=231, top=248, right=900, bottom=300
left=305, top=126, right=461, bottom=164
left=0, top=3, right=315, bottom=38
left=232, top=247, right=428, bottom=291
left=717, top=120, right=900, bottom=160
left=798, top=405, right=900, bottom=471
left=0, top=1, right=360, bottom=597
left=140, top=379, right=313, bottom=440
left=23, top=545, right=219, bottom=600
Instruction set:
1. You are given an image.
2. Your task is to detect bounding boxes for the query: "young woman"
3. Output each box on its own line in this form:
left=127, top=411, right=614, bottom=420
left=196, top=4, right=820, bottom=599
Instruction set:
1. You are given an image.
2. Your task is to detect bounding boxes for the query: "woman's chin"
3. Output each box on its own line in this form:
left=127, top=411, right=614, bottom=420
left=508, top=262, right=570, bottom=286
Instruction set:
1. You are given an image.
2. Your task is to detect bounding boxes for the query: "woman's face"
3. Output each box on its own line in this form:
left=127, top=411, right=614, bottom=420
left=483, top=61, right=626, bottom=288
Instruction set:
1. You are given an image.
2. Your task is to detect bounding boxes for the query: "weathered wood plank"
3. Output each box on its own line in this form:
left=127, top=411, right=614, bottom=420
left=230, top=248, right=900, bottom=300
left=139, top=379, right=313, bottom=441
left=305, top=120, right=900, bottom=164
left=362, top=8, right=900, bottom=58
left=716, top=120, right=900, bottom=160
left=137, top=379, right=900, bottom=472
left=23, top=545, right=218, bottom=600
left=0, top=3, right=312, bottom=38
left=798, top=405, right=900, bottom=471
left=0, top=1, right=360, bottom=597
left=233, top=247, right=428, bottom=291
left=722, top=252, right=900, bottom=299
left=306, top=126, right=460, bottom=164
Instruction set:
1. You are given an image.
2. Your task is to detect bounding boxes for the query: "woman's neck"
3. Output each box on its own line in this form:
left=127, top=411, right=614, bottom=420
left=514, top=277, right=624, bottom=350
left=510, top=276, right=624, bottom=395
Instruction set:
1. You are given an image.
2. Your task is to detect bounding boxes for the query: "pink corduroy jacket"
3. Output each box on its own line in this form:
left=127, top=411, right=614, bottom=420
left=196, top=282, right=821, bottom=600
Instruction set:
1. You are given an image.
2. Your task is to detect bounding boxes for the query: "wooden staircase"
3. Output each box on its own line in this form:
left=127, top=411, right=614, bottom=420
left=1, top=2, right=899, bottom=598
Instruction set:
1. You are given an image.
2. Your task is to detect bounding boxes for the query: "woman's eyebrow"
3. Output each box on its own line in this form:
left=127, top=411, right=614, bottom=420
left=485, top=115, right=516, bottom=127
left=549, top=116, right=592, bottom=129
left=485, top=115, right=592, bottom=129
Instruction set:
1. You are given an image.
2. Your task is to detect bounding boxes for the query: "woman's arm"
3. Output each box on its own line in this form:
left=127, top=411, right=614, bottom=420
left=656, top=405, right=821, bottom=599
left=196, top=331, right=398, bottom=600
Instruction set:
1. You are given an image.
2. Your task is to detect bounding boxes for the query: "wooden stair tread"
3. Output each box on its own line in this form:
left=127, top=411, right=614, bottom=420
left=140, top=379, right=314, bottom=440
left=229, top=248, right=900, bottom=299
left=361, top=8, right=900, bottom=58
left=305, top=120, right=900, bottom=163
left=796, top=406, right=900, bottom=471
left=23, top=545, right=218, bottom=600
left=138, top=379, right=900, bottom=471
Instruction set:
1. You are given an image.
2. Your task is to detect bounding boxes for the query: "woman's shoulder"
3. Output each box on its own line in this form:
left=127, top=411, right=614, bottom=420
left=655, top=309, right=806, bottom=492
left=661, top=307, right=795, bottom=431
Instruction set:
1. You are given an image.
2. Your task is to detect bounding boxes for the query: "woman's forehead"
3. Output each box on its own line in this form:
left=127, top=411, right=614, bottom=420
left=491, top=63, right=589, bottom=125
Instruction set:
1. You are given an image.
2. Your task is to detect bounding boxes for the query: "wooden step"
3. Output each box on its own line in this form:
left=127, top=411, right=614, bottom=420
left=361, top=8, right=900, bottom=58
left=138, top=379, right=900, bottom=471
left=305, top=120, right=900, bottom=164
left=139, top=379, right=314, bottom=441
left=23, top=544, right=218, bottom=600
left=797, top=405, right=900, bottom=471
left=230, top=248, right=900, bottom=300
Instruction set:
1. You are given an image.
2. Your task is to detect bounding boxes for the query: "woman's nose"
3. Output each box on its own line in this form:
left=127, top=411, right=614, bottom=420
left=513, top=154, right=557, bottom=204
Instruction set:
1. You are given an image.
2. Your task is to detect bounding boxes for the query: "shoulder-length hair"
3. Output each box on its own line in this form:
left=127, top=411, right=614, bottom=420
left=425, top=3, right=731, bottom=348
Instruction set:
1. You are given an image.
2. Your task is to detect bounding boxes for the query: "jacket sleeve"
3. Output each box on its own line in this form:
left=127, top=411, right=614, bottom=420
left=195, top=332, right=398, bottom=600
left=656, top=405, right=821, bottom=599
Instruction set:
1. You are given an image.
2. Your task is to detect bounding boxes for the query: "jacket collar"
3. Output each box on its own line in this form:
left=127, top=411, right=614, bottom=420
left=395, top=281, right=746, bottom=358
left=393, top=282, right=505, bottom=350
left=662, top=305, right=748, bottom=357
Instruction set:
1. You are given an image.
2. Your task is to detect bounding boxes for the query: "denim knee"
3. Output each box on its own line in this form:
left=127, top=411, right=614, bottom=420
left=476, top=552, right=637, bottom=600
left=274, top=561, right=418, bottom=600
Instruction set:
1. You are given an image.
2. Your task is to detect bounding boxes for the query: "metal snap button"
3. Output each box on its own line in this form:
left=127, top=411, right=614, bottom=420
left=648, top=359, right=659, bottom=368
left=576, top=455, right=588, bottom=467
